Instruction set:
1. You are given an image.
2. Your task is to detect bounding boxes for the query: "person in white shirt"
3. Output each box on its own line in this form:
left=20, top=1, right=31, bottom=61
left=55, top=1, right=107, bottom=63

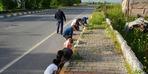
left=44, top=59, right=60, bottom=74
left=71, top=18, right=82, bottom=31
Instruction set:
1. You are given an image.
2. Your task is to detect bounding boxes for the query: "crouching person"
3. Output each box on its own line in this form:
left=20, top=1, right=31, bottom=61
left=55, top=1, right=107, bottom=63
left=63, top=25, right=76, bottom=40
left=56, top=50, right=65, bottom=73
left=64, top=38, right=73, bottom=49
left=81, top=16, right=88, bottom=26
left=63, top=48, right=73, bottom=61
left=56, top=48, right=73, bottom=73
left=63, top=38, right=73, bottom=60
left=44, top=59, right=61, bottom=74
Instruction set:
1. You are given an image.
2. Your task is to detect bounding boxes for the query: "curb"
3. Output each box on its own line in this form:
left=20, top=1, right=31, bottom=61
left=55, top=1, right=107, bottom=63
left=0, top=10, right=45, bottom=18
left=106, top=18, right=145, bottom=74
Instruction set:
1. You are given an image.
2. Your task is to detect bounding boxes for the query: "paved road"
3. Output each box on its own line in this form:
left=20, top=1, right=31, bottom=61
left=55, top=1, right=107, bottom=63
left=0, top=7, right=94, bottom=74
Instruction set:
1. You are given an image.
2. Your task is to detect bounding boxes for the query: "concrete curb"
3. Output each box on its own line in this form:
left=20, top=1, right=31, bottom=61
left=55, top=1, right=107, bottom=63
left=0, top=10, right=45, bottom=18
left=106, top=18, right=145, bottom=74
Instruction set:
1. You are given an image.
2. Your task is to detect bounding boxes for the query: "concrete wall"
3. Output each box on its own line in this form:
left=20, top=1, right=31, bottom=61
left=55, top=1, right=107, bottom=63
left=129, top=3, right=148, bottom=16
left=122, top=0, right=148, bottom=16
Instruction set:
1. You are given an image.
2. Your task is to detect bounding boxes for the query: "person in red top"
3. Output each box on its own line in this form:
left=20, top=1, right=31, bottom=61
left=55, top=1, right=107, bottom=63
left=64, top=38, right=73, bottom=49
left=63, top=38, right=73, bottom=61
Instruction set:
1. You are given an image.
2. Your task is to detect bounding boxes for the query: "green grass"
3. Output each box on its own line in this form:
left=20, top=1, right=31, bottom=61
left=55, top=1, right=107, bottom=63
left=103, top=4, right=148, bottom=73
left=105, top=23, right=122, bottom=54
left=125, top=61, right=144, bottom=74
left=124, top=61, right=133, bottom=74
left=71, top=51, right=83, bottom=61
left=86, top=3, right=148, bottom=73
left=88, top=11, right=105, bottom=29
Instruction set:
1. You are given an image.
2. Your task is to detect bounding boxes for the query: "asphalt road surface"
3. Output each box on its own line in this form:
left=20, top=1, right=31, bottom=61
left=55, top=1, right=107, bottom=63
left=0, top=6, right=94, bottom=74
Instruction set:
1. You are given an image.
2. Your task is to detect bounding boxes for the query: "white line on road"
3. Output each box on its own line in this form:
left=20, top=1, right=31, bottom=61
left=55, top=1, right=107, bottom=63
left=0, top=14, right=82, bottom=73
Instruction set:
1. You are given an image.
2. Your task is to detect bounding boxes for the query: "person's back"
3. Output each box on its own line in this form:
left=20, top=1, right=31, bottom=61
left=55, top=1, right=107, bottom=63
left=44, top=59, right=60, bottom=74
left=64, top=38, right=73, bottom=49
left=63, top=48, right=73, bottom=61
left=44, top=64, right=57, bottom=74
left=56, top=50, right=64, bottom=61
left=54, top=9, right=66, bottom=34
left=55, top=9, right=66, bottom=21
left=63, top=26, right=73, bottom=39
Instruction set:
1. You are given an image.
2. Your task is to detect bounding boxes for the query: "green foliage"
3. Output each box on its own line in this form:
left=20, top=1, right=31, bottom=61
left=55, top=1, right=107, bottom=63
left=50, top=0, right=59, bottom=7
left=50, top=0, right=81, bottom=7
left=104, top=4, right=148, bottom=73
left=0, top=0, right=80, bottom=12
left=25, top=0, right=43, bottom=9
left=124, top=61, right=133, bottom=74
left=72, top=52, right=83, bottom=60
left=2, top=0, right=17, bottom=10
left=0, top=0, right=3, bottom=11
left=42, top=0, right=51, bottom=8
left=105, top=24, right=122, bottom=54
left=61, top=0, right=73, bottom=6
left=105, top=4, right=126, bottom=31
left=88, top=11, right=105, bottom=29
left=73, top=0, right=81, bottom=4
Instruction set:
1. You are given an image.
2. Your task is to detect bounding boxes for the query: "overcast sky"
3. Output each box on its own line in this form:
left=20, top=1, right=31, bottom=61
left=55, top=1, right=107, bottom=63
left=81, top=0, right=122, bottom=3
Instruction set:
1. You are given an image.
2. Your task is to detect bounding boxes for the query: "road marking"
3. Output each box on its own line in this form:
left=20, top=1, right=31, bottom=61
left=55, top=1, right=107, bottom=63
left=0, top=14, right=82, bottom=73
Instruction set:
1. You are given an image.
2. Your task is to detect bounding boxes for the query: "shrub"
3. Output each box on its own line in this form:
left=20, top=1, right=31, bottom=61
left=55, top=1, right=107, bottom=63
left=104, top=4, right=148, bottom=73
left=88, top=11, right=105, bottom=29
left=2, top=0, right=17, bottom=10
left=0, top=0, right=3, bottom=11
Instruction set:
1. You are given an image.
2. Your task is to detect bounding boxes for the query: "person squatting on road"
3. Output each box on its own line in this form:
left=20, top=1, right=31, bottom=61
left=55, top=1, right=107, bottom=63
left=44, top=17, right=88, bottom=74
left=57, top=48, right=73, bottom=73
left=56, top=50, right=65, bottom=73
left=54, top=9, right=66, bottom=35
left=44, top=59, right=61, bottom=74
left=44, top=48, right=73, bottom=74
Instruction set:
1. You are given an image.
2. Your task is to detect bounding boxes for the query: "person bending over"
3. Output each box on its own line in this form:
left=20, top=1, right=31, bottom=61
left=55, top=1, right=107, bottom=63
left=44, top=59, right=61, bottom=74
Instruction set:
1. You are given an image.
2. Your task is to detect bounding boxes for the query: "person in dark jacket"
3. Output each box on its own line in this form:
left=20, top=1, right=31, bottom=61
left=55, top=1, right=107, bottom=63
left=55, top=9, right=66, bottom=34
left=62, top=48, right=73, bottom=61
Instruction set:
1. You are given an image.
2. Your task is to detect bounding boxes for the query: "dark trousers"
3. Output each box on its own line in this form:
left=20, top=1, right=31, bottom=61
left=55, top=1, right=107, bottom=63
left=57, top=20, right=63, bottom=34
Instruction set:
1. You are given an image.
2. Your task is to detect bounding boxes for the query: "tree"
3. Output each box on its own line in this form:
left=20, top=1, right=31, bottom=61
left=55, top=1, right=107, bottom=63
left=0, top=0, right=3, bottom=11
left=0, top=0, right=81, bottom=11
left=50, top=0, right=59, bottom=7
left=24, top=0, right=43, bottom=9
left=2, top=0, right=17, bottom=10
left=42, top=0, right=51, bottom=8
left=59, top=0, right=81, bottom=6
left=74, top=0, right=81, bottom=4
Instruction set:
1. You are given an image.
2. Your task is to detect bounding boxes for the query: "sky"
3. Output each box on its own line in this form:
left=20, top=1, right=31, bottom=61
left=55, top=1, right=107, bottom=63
left=81, top=0, right=122, bottom=3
